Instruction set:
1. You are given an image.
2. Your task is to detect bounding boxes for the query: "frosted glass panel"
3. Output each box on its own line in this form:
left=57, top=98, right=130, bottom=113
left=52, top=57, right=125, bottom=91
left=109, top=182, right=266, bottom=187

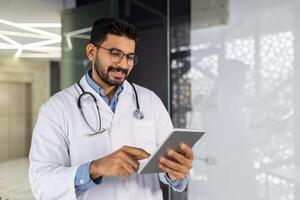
left=173, top=0, right=299, bottom=199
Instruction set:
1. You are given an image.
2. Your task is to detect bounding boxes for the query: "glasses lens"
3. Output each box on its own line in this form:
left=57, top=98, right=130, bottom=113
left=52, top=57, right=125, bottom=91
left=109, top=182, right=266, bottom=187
left=127, top=54, right=139, bottom=66
left=110, top=49, right=123, bottom=63
left=109, top=48, right=139, bottom=66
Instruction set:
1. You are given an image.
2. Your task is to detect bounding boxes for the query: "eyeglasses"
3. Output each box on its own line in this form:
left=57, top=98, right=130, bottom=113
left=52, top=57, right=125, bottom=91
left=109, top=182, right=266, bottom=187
left=94, top=44, right=139, bottom=67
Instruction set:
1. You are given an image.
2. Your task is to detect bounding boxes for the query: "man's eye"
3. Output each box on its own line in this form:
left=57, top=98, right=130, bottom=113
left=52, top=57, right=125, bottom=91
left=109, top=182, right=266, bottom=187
left=110, top=49, right=122, bottom=57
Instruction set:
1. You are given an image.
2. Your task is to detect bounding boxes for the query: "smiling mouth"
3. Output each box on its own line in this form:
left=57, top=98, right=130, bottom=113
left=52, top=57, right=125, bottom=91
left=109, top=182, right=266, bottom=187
left=109, top=70, right=125, bottom=79
left=107, top=67, right=128, bottom=79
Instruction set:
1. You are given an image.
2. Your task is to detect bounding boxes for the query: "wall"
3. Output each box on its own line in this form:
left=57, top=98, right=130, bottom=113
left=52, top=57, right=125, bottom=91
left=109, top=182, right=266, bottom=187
left=0, top=57, right=50, bottom=130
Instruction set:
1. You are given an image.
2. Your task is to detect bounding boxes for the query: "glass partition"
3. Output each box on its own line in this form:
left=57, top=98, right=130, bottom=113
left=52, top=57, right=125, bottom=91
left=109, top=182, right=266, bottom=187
left=170, top=0, right=299, bottom=199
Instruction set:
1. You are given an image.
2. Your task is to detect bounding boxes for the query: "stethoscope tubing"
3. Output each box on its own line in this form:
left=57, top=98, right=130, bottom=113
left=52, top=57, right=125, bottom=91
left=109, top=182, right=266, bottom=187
left=76, top=80, right=144, bottom=135
left=77, top=81, right=104, bottom=134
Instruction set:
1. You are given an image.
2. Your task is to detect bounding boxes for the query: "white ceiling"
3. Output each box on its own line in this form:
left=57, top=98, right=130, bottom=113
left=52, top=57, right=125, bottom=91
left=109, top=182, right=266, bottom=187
left=0, top=0, right=75, bottom=59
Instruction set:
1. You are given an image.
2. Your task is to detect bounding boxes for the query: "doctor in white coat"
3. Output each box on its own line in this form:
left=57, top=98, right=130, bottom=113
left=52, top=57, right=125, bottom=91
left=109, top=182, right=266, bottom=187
left=29, top=18, right=194, bottom=200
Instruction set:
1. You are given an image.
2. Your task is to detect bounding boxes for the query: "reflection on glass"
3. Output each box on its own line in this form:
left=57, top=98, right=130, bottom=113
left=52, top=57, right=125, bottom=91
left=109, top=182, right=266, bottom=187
left=171, top=1, right=296, bottom=200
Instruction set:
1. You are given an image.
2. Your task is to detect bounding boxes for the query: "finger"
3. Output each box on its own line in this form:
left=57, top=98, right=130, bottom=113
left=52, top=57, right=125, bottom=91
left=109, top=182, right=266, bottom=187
left=120, top=156, right=137, bottom=174
left=117, top=166, right=130, bottom=177
left=122, top=146, right=151, bottom=159
left=123, top=146, right=151, bottom=159
left=180, top=143, right=194, bottom=160
left=160, top=157, right=189, bottom=174
left=119, top=151, right=139, bottom=170
left=117, top=158, right=135, bottom=175
left=168, top=150, right=192, bottom=169
left=121, top=161, right=135, bottom=175
left=159, top=163, right=187, bottom=180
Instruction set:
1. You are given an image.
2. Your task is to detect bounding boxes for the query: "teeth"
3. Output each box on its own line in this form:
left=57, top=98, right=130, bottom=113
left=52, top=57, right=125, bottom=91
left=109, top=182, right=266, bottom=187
left=111, top=71, right=124, bottom=76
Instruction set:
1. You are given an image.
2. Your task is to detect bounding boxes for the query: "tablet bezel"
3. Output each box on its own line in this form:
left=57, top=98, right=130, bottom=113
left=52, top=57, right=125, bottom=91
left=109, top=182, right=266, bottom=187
left=138, top=128, right=205, bottom=174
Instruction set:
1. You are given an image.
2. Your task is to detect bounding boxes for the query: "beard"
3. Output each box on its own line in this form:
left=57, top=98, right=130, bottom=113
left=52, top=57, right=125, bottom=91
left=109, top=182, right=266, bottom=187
left=93, top=56, right=128, bottom=86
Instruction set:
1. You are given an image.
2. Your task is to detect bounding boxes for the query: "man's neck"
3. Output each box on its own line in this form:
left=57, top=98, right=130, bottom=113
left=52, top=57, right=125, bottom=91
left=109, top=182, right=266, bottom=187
left=91, top=70, right=116, bottom=101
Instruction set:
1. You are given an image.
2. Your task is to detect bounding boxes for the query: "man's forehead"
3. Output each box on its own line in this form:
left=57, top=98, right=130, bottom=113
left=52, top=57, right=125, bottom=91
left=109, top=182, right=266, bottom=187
left=101, top=34, right=135, bottom=52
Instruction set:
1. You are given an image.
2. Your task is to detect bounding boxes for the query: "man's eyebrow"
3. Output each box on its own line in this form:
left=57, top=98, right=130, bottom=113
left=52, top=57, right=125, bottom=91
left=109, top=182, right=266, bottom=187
left=110, top=47, right=135, bottom=55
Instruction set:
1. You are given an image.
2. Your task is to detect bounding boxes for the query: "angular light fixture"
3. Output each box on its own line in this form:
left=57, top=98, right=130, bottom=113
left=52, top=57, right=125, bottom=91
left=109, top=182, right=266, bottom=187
left=63, top=27, right=91, bottom=50
left=0, top=19, right=61, bottom=59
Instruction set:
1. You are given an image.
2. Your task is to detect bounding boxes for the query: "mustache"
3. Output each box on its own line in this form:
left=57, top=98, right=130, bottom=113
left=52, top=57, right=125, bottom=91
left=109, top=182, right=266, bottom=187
left=107, top=66, right=128, bottom=76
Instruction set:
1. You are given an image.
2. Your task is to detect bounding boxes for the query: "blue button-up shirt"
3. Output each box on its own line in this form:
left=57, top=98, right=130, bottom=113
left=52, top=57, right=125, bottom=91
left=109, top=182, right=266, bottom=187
left=85, top=70, right=123, bottom=112
left=74, top=70, right=185, bottom=196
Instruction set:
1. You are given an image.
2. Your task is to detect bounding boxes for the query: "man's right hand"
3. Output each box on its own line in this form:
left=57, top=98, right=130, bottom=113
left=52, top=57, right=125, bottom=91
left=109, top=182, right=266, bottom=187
left=89, top=146, right=150, bottom=180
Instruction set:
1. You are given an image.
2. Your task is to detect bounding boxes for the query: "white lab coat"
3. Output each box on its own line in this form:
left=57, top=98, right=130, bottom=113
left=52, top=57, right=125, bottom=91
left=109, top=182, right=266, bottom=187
left=29, top=75, right=187, bottom=200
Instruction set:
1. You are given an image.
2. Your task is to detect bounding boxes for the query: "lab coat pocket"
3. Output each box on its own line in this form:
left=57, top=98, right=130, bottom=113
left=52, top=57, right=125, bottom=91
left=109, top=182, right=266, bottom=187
left=133, top=120, right=156, bottom=154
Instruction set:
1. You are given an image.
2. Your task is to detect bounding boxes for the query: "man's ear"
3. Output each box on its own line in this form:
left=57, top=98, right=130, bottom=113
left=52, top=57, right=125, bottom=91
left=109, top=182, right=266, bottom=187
left=86, top=43, right=96, bottom=61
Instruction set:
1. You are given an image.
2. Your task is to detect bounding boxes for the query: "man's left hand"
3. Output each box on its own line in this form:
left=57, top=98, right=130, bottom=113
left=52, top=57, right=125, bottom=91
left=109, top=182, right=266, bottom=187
left=159, top=143, right=193, bottom=181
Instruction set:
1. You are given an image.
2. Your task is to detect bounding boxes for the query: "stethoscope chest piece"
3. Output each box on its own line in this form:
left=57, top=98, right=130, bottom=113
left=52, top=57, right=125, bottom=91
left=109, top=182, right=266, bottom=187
left=133, top=109, right=144, bottom=120
left=130, top=82, right=144, bottom=120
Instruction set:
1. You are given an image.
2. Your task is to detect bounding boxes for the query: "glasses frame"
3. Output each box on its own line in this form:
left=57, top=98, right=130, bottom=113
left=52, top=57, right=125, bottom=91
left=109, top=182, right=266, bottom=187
left=94, top=44, right=139, bottom=67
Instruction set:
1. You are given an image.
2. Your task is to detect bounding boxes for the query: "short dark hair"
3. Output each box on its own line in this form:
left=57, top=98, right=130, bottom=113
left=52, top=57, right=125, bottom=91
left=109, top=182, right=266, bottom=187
left=90, top=17, right=139, bottom=45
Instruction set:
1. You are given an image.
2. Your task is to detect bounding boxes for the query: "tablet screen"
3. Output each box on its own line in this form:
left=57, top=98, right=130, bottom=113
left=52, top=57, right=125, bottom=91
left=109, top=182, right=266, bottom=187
left=138, top=128, right=205, bottom=174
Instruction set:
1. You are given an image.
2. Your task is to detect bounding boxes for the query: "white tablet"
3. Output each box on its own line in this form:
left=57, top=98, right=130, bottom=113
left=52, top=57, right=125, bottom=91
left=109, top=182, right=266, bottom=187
left=138, top=128, right=205, bottom=174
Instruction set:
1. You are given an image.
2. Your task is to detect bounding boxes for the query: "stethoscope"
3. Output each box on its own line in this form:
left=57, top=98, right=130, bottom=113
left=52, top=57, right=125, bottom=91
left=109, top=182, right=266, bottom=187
left=76, top=81, right=144, bottom=135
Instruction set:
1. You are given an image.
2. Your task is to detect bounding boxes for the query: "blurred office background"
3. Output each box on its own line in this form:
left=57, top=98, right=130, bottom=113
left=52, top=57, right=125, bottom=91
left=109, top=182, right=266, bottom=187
left=0, top=0, right=299, bottom=200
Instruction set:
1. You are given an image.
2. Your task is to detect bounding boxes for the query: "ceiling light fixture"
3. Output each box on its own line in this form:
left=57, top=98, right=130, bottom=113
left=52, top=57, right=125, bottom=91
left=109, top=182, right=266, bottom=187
left=0, top=19, right=61, bottom=59
left=64, top=27, right=91, bottom=50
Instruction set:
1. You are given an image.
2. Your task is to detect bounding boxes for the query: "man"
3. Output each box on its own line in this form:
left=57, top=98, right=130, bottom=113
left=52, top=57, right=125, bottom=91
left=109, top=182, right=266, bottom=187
left=29, top=18, right=193, bottom=200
